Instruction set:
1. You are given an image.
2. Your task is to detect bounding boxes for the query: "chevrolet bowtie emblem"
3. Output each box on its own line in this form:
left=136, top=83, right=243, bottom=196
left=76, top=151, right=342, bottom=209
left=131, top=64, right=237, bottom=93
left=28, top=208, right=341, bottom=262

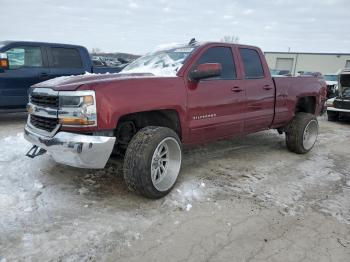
left=27, top=104, right=34, bottom=114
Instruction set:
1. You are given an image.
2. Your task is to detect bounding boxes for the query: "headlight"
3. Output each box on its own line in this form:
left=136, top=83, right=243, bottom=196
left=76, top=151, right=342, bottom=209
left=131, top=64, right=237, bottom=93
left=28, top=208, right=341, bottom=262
left=59, top=96, right=83, bottom=107
left=58, top=91, right=97, bottom=127
left=326, top=99, right=334, bottom=107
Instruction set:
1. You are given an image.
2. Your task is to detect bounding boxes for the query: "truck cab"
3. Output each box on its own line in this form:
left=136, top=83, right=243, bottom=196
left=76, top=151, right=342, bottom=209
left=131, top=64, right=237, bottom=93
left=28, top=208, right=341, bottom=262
left=0, top=41, right=123, bottom=112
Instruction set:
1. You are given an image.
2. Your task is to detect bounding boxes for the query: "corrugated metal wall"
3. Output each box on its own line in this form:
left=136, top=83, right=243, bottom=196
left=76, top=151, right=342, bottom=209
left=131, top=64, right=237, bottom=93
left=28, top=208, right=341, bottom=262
left=265, top=52, right=350, bottom=75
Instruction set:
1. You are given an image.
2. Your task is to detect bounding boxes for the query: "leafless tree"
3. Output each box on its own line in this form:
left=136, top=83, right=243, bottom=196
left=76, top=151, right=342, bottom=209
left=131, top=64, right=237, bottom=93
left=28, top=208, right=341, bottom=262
left=91, top=48, right=101, bottom=54
left=221, top=35, right=239, bottom=43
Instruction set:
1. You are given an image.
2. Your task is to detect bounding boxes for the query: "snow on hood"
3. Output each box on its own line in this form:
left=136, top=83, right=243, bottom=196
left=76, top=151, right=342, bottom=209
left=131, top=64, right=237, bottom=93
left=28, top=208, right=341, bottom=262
left=32, top=72, right=155, bottom=90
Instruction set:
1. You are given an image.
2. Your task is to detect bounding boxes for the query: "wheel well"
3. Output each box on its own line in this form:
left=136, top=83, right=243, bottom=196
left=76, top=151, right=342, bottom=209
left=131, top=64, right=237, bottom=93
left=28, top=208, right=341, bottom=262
left=114, top=110, right=181, bottom=154
left=295, top=96, right=316, bottom=114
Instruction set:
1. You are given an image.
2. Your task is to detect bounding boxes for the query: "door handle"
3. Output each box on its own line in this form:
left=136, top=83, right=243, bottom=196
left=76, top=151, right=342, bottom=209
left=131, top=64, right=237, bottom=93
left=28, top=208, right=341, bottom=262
left=263, top=85, right=273, bottom=90
left=231, top=87, right=243, bottom=93
left=39, top=72, right=49, bottom=79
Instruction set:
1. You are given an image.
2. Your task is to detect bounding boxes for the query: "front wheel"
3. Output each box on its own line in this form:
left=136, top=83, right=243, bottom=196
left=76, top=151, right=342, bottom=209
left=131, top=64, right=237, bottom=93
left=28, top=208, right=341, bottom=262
left=286, top=113, right=318, bottom=154
left=123, top=126, right=182, bottom=199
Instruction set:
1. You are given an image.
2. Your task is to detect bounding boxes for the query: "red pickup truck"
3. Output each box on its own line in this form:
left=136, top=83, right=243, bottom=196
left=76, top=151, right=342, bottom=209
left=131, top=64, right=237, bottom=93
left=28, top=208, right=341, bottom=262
left=24, top=42, right=327, bottom=198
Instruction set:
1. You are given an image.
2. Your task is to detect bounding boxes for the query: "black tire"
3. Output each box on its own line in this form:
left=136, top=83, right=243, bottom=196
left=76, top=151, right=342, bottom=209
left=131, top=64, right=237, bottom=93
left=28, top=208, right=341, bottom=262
left=286, top=113, right=318, bottom=154
left=327, top=111, right=338, bottom=122
left=123, top=126, right=182, bottom=199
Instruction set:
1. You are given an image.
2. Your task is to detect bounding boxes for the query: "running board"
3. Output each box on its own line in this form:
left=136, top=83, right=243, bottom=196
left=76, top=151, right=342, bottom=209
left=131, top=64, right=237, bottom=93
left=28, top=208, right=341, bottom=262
left=26, top=145, right=47, bottom=158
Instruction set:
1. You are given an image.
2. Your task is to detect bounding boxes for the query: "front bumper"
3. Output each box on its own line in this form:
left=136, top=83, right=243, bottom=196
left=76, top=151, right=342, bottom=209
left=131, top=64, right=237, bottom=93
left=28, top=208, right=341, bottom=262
left=327, top=107, right=350, bottom=113
left=24, top=124, right=116, bottom=169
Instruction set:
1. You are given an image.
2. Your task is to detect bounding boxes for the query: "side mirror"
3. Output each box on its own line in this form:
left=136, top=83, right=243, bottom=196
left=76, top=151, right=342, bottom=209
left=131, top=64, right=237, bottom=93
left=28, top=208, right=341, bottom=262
left=189, top=63, right=222, bottom=81
left=0, top=53, right=9, bottom=70
left=118, top=57, right=128, bottom=64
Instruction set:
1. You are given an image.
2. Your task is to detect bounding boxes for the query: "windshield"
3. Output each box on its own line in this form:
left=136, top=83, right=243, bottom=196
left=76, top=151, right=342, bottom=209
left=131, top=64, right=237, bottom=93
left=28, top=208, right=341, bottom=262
left=122, top=46, right=197, bottom=76
left=324, top=75, right=338, bottom=81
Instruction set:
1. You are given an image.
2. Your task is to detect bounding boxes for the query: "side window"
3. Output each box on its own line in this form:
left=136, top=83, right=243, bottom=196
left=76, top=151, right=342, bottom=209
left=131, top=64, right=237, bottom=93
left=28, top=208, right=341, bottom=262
left=239, top=48, right=264, bottom=79
left=194, top=47, right=236, bottom=80
left=51, top=48, right=82, bottom=68
left=6, top=46, right=43, bottom=69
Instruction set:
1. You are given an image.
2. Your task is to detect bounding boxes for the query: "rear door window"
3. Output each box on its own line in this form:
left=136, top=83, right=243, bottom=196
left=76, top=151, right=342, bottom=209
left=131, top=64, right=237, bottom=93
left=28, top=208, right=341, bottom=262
left=50, top=47, right=83, bottom=68
left=194, top=47, right=236, bottom=80
left=239, top=48, right=264, bottom=79
left=6, top=46, right=43, bottom=69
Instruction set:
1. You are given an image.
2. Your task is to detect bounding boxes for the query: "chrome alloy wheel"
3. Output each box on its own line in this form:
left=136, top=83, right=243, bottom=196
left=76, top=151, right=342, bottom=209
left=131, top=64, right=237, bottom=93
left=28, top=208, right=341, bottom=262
left=302, top=120, right=318, bottom=151
left=151, top=137, right=181, bottom=192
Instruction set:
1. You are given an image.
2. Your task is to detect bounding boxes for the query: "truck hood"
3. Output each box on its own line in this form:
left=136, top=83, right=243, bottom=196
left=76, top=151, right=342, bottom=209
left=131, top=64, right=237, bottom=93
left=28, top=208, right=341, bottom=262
left=32, top=72, right=157, bottom=91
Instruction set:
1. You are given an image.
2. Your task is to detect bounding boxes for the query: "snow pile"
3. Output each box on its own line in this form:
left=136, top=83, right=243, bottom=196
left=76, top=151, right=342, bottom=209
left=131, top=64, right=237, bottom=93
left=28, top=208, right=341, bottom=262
left=33, top=181, right=44, bottom=190
left=163, top=179, right=209, bottom=211
left=0, top=133, right=50, bottom=216
left=0, top=133, right=30, bottom=162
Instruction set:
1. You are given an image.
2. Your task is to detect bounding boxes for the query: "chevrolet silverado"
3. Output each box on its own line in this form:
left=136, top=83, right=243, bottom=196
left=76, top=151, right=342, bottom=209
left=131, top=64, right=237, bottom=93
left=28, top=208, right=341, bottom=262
left=24, top=41, right=327, bottom=198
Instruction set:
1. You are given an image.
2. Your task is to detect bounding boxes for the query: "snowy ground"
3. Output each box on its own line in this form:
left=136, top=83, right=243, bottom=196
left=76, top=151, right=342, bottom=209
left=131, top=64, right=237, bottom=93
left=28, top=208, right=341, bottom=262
left=0, top=113, right=350, bottom=261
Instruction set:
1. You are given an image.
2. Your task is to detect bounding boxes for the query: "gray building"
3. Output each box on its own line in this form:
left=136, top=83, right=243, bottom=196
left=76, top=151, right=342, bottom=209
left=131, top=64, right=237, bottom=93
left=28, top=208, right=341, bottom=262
left=264, top=52, right=350, bottom=76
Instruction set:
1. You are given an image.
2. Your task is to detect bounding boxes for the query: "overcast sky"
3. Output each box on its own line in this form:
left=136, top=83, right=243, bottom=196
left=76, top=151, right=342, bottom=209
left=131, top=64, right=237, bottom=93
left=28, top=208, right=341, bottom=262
left=1, top=0, right=350, bottom=55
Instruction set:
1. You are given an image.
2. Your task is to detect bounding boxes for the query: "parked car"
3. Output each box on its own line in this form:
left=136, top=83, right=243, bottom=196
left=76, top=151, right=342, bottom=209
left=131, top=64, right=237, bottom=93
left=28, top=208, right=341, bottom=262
left=324, top=73, right=339, bottom=98
left=91, top=57, right=107, bottom=67
left=24, top=41, right=327, bottom=198
left=270, top=69, right=291, bottom=76
left=326, top=68, right=350, bottom=121
left=298, top=71, right=323, bottom=78
left=0, top=41, right=124, bottom=112
left=93, top=56, right=129, bottom=68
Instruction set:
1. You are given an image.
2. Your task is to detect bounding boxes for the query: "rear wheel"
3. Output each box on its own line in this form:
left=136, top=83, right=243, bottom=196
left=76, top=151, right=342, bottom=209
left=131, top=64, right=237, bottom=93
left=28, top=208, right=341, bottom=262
left=123, top=126, right=182, bottom=199
left=286, top=113, right=318, bottom=154
left=327, top=111, right=338, bottom=122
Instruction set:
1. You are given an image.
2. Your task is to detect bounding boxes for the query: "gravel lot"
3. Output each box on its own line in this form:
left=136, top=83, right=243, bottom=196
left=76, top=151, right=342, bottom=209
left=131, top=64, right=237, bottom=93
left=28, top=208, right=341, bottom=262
left=0, top=113, right=350, bottom=262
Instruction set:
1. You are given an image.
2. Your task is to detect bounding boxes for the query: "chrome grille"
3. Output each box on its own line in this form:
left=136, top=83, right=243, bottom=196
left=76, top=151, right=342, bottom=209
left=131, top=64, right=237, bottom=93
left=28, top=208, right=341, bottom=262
left=334, top=99, right=350, bottom=110
left=30, top=94, right=59, bottom=108
left=30, top=115, right=58, bottom=132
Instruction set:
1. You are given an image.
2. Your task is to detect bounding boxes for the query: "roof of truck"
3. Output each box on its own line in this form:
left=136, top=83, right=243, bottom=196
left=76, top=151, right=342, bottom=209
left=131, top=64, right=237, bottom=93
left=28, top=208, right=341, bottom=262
left=0, top=40, right=85, bottom=49
left=200, top=41, right=259, bottom=49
